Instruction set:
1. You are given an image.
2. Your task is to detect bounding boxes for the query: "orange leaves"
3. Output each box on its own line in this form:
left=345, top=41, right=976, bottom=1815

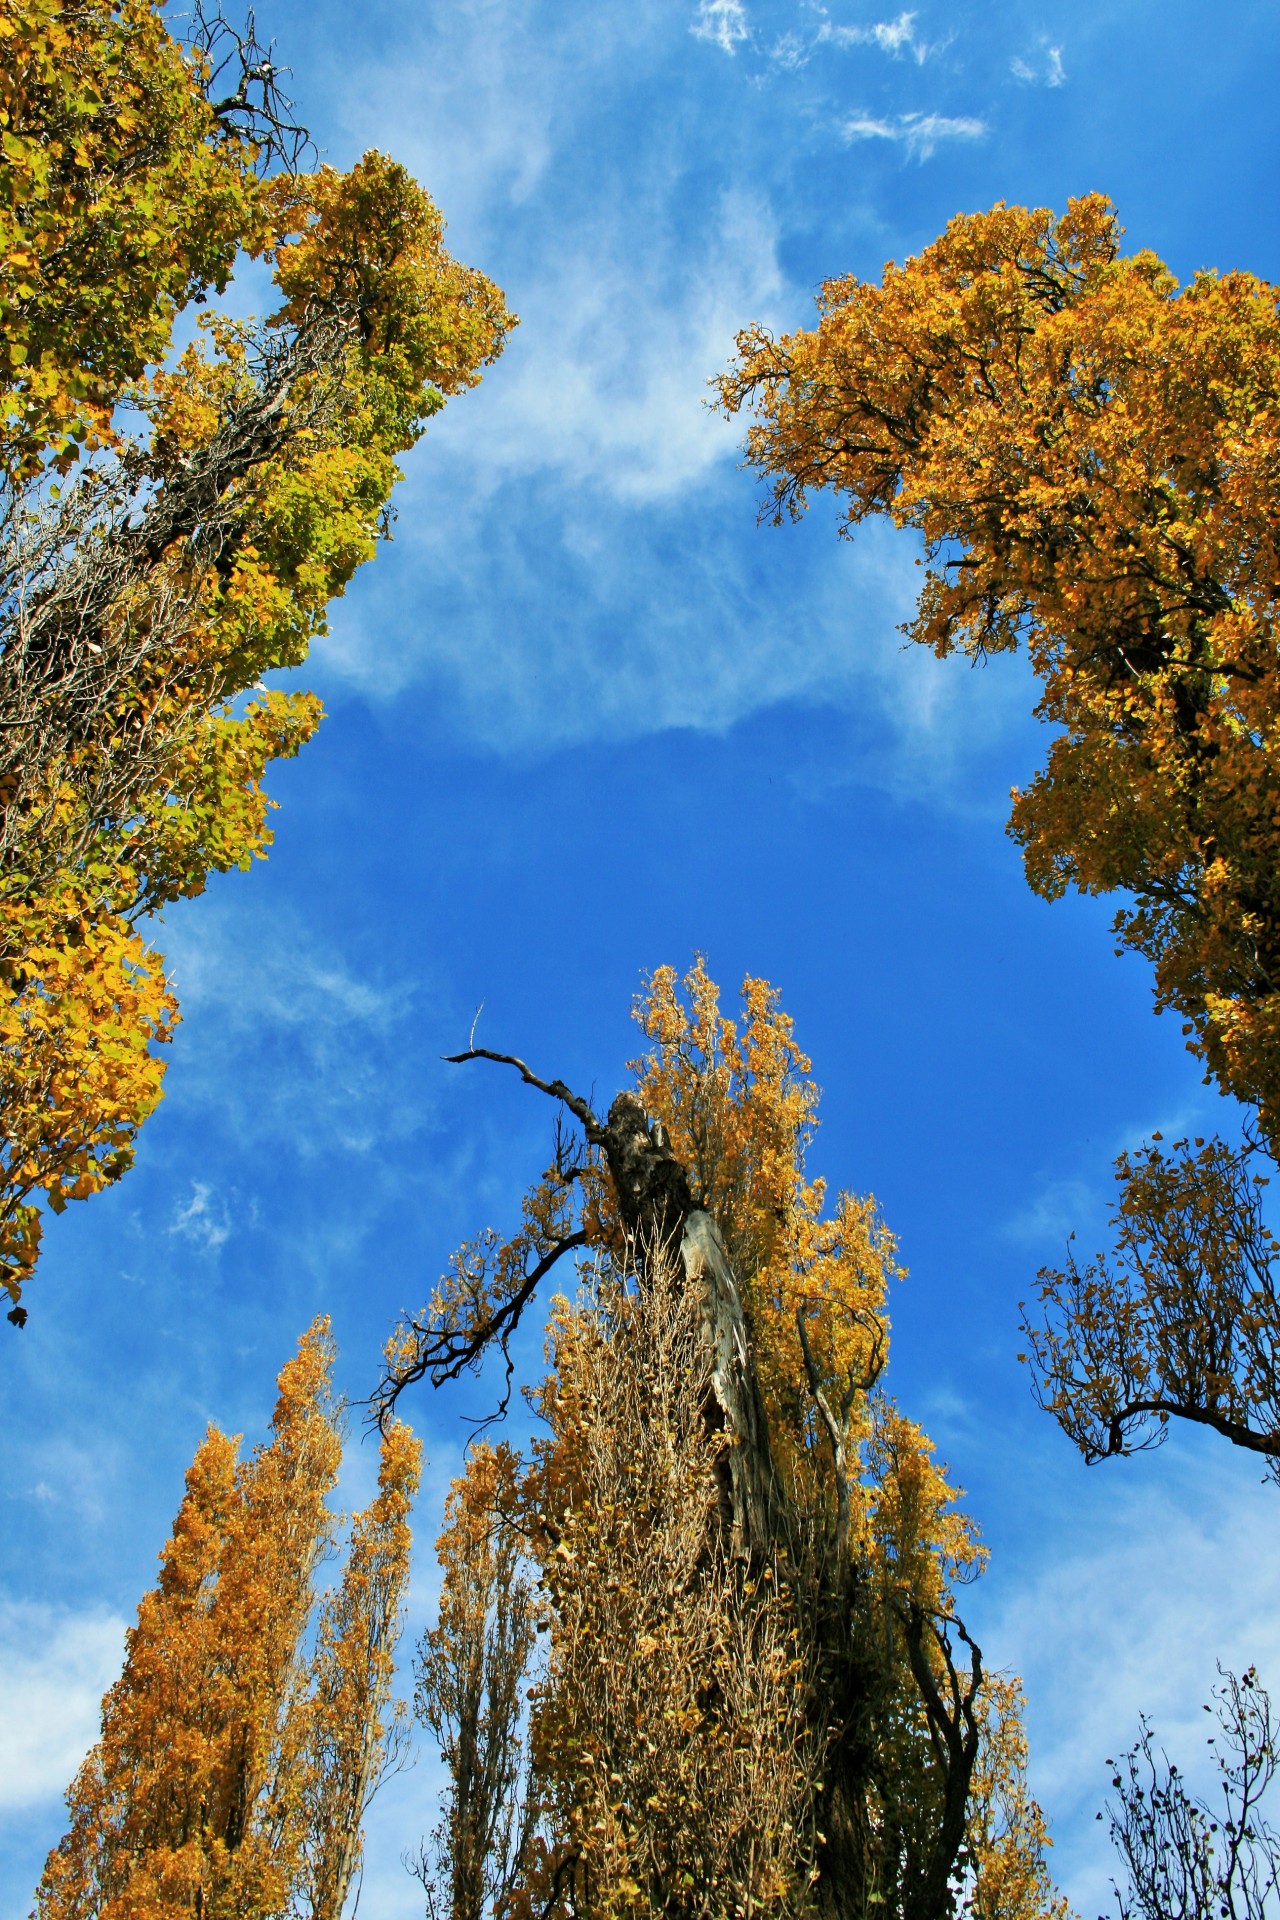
left=414, top=1442, right=537, bottom=1920
left=722, top=197, right=1280, bottom=1142
left=35, top=1321, right=421, bottom=1920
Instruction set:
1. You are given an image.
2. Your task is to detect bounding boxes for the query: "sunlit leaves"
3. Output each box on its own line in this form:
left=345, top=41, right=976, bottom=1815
left=34, top=1320, right=421, bottom=1920
left=407, top=963, right=1063, bottom=1919
left=0, top=3, right=514, bottom=1320
left=720, top=196, right=1280, bottom=1146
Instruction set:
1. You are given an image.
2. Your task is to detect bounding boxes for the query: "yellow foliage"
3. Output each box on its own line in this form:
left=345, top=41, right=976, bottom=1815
left=0, top=6, right=514, bottom=1321
left=721, top=196, right=1280, bottom=1147
left=407, top=963, right=1065, bottom=1919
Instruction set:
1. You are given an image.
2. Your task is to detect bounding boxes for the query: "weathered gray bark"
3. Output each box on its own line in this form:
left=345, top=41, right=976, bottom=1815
left=680, top=1208, right=779, bottom=1561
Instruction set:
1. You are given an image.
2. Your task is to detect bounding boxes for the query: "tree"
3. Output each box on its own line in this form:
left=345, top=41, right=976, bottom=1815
left=718, top=196, right=1280, bottom=1151
left=1105, top=1666, right=1280, bottom=1920
left=0, top=0, right=514, bottom=1323
left=412, top=1442, right=539, bottom=1920
left=719, top=196, right=1280, bottom=1488
left=34, top=1317, right=421, bottom=1919
left=389, top=961, right=1065, bottom=1920
left=1021, top=1129, right=1280, bottom=1478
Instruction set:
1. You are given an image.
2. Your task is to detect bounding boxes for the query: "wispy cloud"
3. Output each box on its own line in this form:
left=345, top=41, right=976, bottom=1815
left=0, top=1601, right=125, bottom=1811
left=1011, top=38, right=1065, bottom=86
left=840, top=109, right=986, bottom=160
left=690, top=0, right=750, bottom=54
left=769, top=8, right=948, bottom=70
left=157, top=907, right=426, bottom=1160
left=169, top=1181, right=233, bottom=1252
left=978, top=1455, right=1280, bottom=1918
left=1001, top=1176, right=1099, bottom=1251
left=312, top=183, right=786, bottom=537
left=817, top=10, right=940, bottom=64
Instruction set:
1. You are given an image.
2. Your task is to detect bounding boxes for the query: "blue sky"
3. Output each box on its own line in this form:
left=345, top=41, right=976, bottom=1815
left=4, top=0, right=1279, bottom=1911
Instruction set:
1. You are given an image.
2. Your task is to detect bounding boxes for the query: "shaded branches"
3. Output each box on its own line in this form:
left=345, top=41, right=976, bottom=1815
left=187, top=2, right=314, bottom=174
left=1021, top=1131, right=1280, bottom=1479
left=377, top=1227, right=589, bottom=1431
left=897, top=1607, right=984, bottom=1920
left=1108, top=1667, right=1280, bottom=1920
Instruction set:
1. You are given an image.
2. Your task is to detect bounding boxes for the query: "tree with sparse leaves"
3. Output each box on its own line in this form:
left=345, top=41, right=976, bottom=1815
left=34, top=1318, right=420, bottom=1920
left=1021, top=1127, right=1280, bottom=1478
left=1105, top=1666, right=1280, bottom=1920
left=0, top=0, right=513, bottom=1323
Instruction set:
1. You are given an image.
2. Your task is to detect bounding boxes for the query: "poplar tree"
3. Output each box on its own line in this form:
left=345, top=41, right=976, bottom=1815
left=386, top=963, right=1066, bottom=1920
left=35, top=1319, right=420, bottom=1919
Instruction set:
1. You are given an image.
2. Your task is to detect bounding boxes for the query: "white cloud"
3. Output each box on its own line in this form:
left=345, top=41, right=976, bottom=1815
left=1011, top=40, right=1065, bottom=86
left=0, top=1600, right=126, bottom=1811
left=770, top=30, right=809, bottom=70
left=1001, top=1176, right=1098, bottom=1250
left=169, top=1181, right=233, bottom=1252
left=977, top=1454, right=1280, bottom=1917
left=156, top=908, right=426, bottom=1160
left=818, top=10, right=940, bottom=64
left=690, top=0, right=751, bottom=54
left=841, top=108, right=987, bottom=159
left=409, top=185, right=786, bottom=509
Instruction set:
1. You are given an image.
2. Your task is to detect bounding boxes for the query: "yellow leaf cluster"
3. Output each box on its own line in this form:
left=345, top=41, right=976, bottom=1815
left=1, top=8, right=514, bottom=1322
left=721, top=196, right=1280, bottom=1146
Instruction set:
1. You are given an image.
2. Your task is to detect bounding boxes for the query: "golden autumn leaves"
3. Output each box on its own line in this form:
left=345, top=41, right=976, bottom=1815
left=0, top=3, right=514, bottom=1320
left=36, top=1320, right=420, bottom=1920
left=718, top=192, right=1280, bottom=1133
left=396, top=962, right=1064, bottom=1920
left=719, top=193, right=1280, bottom=1480
left=11, top=12, right=1279, bottom=1907
left=39, top=962, right=1064, bottom=1919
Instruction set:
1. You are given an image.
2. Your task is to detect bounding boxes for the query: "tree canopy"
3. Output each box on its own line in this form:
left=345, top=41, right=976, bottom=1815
left=35, top=1319, right=420, bottom=1920
left=720, top=196, right=1280, bottom=1148
left=0, top=0, right=513, bottom=1322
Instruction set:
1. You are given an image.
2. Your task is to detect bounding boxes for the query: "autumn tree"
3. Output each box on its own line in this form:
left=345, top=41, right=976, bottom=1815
left=1021, top=1129, right=1280, bottom=1478
left=0, top=0, right=513, bottom=1324
left=719, top=195, right=1280, bottom=1144
left=34, top=1317, right=421, bottom=1920
left=719, top=196, right=1280, bottom=1486
left=412, top=1442, right=539, bottom=1920
left=387, top=961, right=1065, bottom=1920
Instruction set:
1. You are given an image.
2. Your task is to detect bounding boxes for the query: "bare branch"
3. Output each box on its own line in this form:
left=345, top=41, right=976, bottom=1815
left=444, top=1047, right=604, bottom=1142
left=373, top=1229, right=588, bottom=1432
left=186, top=2, right=315, bottom=173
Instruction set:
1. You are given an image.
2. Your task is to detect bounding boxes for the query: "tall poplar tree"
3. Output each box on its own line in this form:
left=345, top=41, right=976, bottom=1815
left=386, top=963, right=1066, bottom=1920
left=35, top=1319, right=421, bottom=1919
